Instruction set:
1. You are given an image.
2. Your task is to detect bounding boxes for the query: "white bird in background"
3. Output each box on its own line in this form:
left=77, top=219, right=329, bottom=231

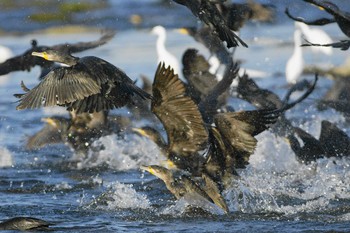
left=0, top=45, right=13, bottom=63
left=0, top=45, right=14, bottom=85
left=295, top=21, right=333, bottom=56
left=151, top=25, right=181, bottom=75
left=286, top=29, right=304, bottom=84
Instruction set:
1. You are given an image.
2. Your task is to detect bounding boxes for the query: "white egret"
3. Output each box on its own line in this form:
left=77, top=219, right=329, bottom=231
left=295, top=22, right=333, bottom=55
left=151, top=25, right=181, bottom=75
left=0, top=45, right=13, bottom=85
left=286, top=29, right=304, bottom=84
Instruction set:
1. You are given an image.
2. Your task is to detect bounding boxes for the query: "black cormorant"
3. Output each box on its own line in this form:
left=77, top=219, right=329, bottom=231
left=0, top=31, right=116, bottom=79
left=145, top=62, right=209, bottom=173
left=181, top=49, right=239, bottom=123
left=26, top=111, right=131, bottom=155
left=182, top=48, right=222, bottom=104
left=172, top=0, right=248, bottom=48
left=287, top=120, right=350, bottom=163
left=14, top=48, right=152, bottom=113
left=177, top=27, right=233, bottom=66
left=0, top=217, right=52, bottom=231
left=140, top=165, right=229, bottom=213
left=134, top=63, right=277, bottom=184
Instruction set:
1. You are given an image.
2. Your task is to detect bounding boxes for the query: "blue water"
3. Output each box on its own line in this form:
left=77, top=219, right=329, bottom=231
left=0, top=1, right=350, bottom=232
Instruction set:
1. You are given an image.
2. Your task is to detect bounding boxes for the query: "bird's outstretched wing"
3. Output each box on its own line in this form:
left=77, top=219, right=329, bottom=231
left=151, top=62, right=208, bottom=156
left=15, top=66, right=101, bottom=110
left=56, top=31, right=116, bottom=53
left=302, top=39, right=350, bottom=51
left=214, top=109, right=279, bottom=154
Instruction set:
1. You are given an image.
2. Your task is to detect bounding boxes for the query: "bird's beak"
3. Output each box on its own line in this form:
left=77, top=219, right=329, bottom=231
left=32, top=51, right=49, bottom=60
left=160, top=159, right=176, bottom=169
left=132, top=128, right=147, bottom=137
left=174, top=28, right=189, bottom=35
left=41, top=117, right=57, bottom=127
left=140, top=165, right=155, bottom=175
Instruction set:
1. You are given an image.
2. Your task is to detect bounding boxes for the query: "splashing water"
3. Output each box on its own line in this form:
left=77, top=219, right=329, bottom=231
left=221, top=122, right=350, bottom=217
left=76, top=134, right=165, bottom=170
left=89, top=181, right=151, bottom=210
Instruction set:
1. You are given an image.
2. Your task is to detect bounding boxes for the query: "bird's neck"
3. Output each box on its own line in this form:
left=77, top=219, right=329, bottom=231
left=62, top=55, right=79, bottom=67
left=156, top=136, right=168, bottom=155
left=293, top=30, right=302, bottom=57
left=156, top=33, right=167, bottom=56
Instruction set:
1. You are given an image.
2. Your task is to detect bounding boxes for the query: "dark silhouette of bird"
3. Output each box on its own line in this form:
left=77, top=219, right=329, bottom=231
left=26, top=111, right=131, bottom=155
left=287, top=120, right=350, bottom=163
left=136, top=63, right=316, bottom=177
left=172, top=0, right=248, bottom=48
left=14, top=48, right=152, bottom=113
left=237, top=73, right=318, bottom=137
left=0, top=217, right=53, bottom=231
left=145, top=62, right=209, bottom=173
left=177, top=27, right=233, bottom=66
left=141, top=165, right=229, bottom=213
left=0, top=31, right=116, bottom=79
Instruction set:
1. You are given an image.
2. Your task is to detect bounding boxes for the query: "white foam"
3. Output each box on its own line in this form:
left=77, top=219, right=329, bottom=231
left=222, top=123, right=350, bottom=214
left=105, top=181, right=151, bottom=210
left=160, top=195, right=225, bottom=216
left=76, top=133, right=165, bottom=170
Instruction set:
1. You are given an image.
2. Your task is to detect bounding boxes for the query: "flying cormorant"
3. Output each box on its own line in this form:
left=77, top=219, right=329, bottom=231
left=0, top=31, right=116, bottom=79
left=172, top=0, right=248, bottom=48
left=14, top=48, right=152, bottom=113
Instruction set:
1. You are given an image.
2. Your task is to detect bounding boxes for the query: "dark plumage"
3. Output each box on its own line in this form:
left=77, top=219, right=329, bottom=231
left=237, top=73, right=318, bottom=137
left=237, top=73, right=283, bottom=109
left=217, top=0, right=275, bottom=30
left=182, top=49, right=239, bottom=123
left=0, top=31, right=116, bottom=79
left=126, top=75, right=155, bottom=121
left=178, top=27, right=233, bottom=65
left=198, top=60, right=239, bottom=124
left=317, top=76, right=350, bottom=119
left=26, top=116, right=70, bottom=150
left=141, top=165, right=228, bottom=213
left=26, top=111, right=131, bottom=154
left=287, top=120, right=350, bottom=163
left=0, top=217, right=52, bottom=231
left=135, top=63, right=279, bottom=180
left=15, top=49, right=152, bottom=113
left=147, top=62, right=209, bottom=173
left=173, top=0, right=248, bottom=48
left=182, top=48, right=221, bottom=104
left=212, top=109, right=280, bottom=169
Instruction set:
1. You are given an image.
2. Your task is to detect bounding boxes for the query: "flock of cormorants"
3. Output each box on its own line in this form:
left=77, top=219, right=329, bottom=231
left=1, top=0, right=350, bottom=230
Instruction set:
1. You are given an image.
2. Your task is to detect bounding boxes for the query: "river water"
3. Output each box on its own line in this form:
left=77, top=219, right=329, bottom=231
left=0, top=1, right=350, bottom=232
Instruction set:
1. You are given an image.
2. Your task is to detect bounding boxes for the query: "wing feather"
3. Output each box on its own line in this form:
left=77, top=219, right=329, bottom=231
left=151, top=62, right=208, bottom=156
left=214, top=109, right=278, bottom=154
left=15, top=66, right=101, bottom=110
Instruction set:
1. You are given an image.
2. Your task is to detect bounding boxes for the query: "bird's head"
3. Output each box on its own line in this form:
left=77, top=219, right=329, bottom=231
left=32, top=49, right=62, bottom=61
left=132, top=126, right=162, bottom=143
left=32, top=48, right=77, bottom=66
left=151, top=25, right=166, bottom=36
left=140, top=165, right=170, bottom=181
